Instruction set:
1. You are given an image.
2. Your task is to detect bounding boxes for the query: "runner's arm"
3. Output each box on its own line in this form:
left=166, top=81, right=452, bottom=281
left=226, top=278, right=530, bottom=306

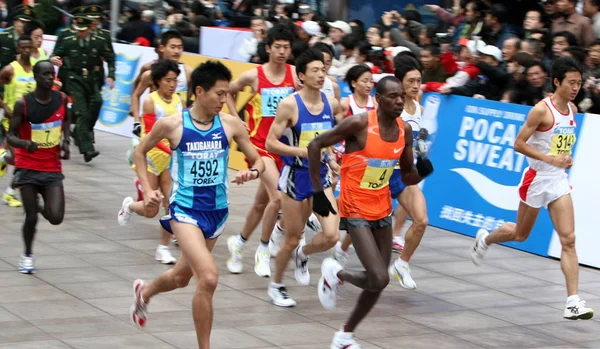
left=0, top=65, right=13, bottom=115
left=332, top=79, right=341, bottom=101
left=226, top=70, right=254, bottom=120
left=6, top=99, right=30, bottom=149
left=131, top=71, right=152, bottom=123
left=232, top=116, right=264, bottom=183
left=514, top=103, right=554, bottom=164
left=134, top=116, right=176, bottom=193
left=61, top=92, right=70, bottom=144
left=399, top=122, right=428, bottom=186
left=308, top=114, right=367, bottom=191
left=266, top=97, right=305, bottom=157
left=132, top=63, right=151, bottom=97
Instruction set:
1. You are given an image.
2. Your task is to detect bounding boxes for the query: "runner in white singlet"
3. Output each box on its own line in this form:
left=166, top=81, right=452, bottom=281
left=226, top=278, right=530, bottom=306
left=471, top=57, right=594, bottom=320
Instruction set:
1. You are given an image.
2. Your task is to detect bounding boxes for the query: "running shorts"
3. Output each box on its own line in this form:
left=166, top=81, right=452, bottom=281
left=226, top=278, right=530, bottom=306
left=132, top=147, right=170, bottom=176
left=13, top=168, right=64, bottom=189
left=278, top=165, right=332, bottom=202
left=244, top=140, right=283, bottom=172
left=389, top=169, right=407, bottom=199
left=519, top=167, right=571, bottom=209
left=160, top=204, right=228, bottom=240
left=340, top=215, right=393, bottom=231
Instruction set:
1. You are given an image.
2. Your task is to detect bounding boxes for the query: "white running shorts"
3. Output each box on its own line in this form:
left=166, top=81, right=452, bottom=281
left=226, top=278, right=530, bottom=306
left=518, top=167, right=571, bottom=209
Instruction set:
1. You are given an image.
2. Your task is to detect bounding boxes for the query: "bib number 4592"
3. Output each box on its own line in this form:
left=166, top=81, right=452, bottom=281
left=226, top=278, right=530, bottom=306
left=190, top=159, right=219, bottom=178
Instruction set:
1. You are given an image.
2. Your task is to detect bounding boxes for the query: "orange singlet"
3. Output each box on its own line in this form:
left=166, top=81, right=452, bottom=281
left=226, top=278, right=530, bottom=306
left=338, top=110, right=406, bottom=221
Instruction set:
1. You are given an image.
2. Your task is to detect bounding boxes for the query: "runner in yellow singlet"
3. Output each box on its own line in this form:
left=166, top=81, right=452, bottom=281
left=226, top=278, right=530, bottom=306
left=24, top=20, right=46, bottom=65
left=0, top=36, right=36, bottom=207
left=118, top=59, right=183, bottom=265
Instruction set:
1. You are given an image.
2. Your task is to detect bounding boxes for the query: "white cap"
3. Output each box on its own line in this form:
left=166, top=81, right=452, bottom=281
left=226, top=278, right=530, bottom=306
left=327, top=20, right=352, bottom=34
left=385, top=46, right=411, bottom=57
left=301, top=21, right=321, bottom=36
left=141, top=10, right=154, bottom=18
left=466, top=40, right=486, bottom=55
left=478, top=44, right=503, bottom=62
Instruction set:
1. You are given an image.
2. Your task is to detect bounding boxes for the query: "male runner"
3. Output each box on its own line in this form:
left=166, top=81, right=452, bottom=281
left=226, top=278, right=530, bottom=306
left=0, top=36, right=36, bottom=207
left=313, top=42, right=341, bottom=101
left=7, top=60, right=70, bottom=274
left=265, top=48, right=342, bottom=306
left=224, top=24, right=296, bottom=277
left=131, top=37, right=164, bottom=137
left=471, top=56, right=594, bottom=320
left=388, top=55, right=430, bottom=290
left=308, top=76, right=433, bottom=348
left=128, top=61, right=265, bottom=349
left=118, top=59, right=182, bottom=264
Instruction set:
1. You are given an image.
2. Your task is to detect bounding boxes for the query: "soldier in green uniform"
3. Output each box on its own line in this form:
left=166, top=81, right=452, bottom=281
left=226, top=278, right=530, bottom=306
left=0, top=5, right=35, bottom=68
left=50, top=16, right=115, bottom=163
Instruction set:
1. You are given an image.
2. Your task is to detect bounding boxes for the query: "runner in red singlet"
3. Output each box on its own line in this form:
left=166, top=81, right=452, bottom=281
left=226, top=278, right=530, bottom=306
left=6, top=60, right=70, bottom=274
left=224, top=24, right=297, bottom=278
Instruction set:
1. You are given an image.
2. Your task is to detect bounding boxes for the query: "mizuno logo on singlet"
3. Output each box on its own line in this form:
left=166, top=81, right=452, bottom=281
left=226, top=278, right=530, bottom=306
left=186, top=141, right=222, bottom=151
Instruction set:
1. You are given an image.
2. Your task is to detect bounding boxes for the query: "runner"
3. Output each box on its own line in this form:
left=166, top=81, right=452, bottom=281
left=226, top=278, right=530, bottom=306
left=388, top=55, right=430, bottom=290
left=471, top=56, right=594, bottom=320
left=313, top=42, right=341, bottom=101
left=224, top=24, right=296, bottom=277
left=117, top=59, right=182, bottom=264
left=131, top=37, right=164, bottom=137
left=0, top=36, right=36, bottom=207
left=128, top=61, right=265, bottom=349
left=265, top=48, right=342, bottom=306
left=24, top=20, right=47, bottom=65
left=308, top=75, right=433, bottom=348
left=6, top=60, right=69, bottom=274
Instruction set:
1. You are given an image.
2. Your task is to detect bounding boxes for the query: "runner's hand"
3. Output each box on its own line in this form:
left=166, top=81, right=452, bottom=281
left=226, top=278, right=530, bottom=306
left=132, top=122, right=141, bottom=137
left=550, top=154, right=572, bottom=169
left=312, top=190, right=337, bottom=217
left=60, top=140, right=70, bottom=160
left=143, top=190, right=163, bottom=209
left=26, top=141, right=38, bottom=153
left=416, top=157, right=434, bottom=178
left=231, top=169, right=258, bottom=184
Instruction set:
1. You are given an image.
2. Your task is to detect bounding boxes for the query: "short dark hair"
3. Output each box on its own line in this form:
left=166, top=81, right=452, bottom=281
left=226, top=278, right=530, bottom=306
left=190, top=60, right=232, bottom=94
left=151, top=59, right=181, bottom=86
left=563, top=46, right=586, bottom=67
left=394, top=55, right=422, bottom=81
left=24, top=19, right=45, bottom=35
left=295, top=48, right=324, bottom=82
left=33, top=60, right=52, bottom=76
left=341, top=34, right=358, bottom=51
left=18, top=35, right=32, bottom=45
left=313, top=42, right=334, bottom=58
left=266, top=24, right=294, bottom=47
left=345, top=64, right=372, bottom=93
left=551, top=56, right=582, bottom=86
left=376, top=76, right=401, bottom=95
left=160, top=30, right=183, bottom=47
left=552, top=30, right=578, bottom=47
left=422, top=44, right=441, bottom=56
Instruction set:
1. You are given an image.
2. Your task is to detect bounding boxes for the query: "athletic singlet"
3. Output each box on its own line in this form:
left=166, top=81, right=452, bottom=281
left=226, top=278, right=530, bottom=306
left=245, top=64, right=295, bottom=147
left=143, top=91, right=183, bottom=142
left=281, top=92, right=333, bottom=169
left=169, top=110, right=230, bottom=210
left=30, top=48, right=47, bottom=65
left=4, top=61, right=35, bottom=110
left=15, top=91, right=65, bottom=173
left=346, top=94, right=375, bottom=117
left=321, top=77, right=335, bottom=98
left=338, top=109, right=405, bottom=220
left=175, top=63, right=188, bottom=103
left=526, top=96, right=576, bottom=174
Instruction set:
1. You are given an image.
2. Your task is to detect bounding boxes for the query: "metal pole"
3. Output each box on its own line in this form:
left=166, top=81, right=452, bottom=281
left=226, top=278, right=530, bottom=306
left=110, top=0, right=120, bottom=40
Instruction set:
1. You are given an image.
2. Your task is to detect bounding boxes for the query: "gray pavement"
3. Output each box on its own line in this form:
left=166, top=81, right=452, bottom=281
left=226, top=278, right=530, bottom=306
left=1, top=130, right=600, bottom=349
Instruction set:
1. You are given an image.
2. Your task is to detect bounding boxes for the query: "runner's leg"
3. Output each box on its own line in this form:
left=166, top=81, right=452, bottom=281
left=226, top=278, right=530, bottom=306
left=19, top=184, right=41, bottom=255
left=39, top=185, right=65, bottom=225
left=547, top=194, right=578, bottom=296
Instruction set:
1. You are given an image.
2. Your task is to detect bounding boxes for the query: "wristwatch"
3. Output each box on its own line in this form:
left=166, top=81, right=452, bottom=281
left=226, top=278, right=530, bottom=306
left=249, top=168, right=260, bottom=178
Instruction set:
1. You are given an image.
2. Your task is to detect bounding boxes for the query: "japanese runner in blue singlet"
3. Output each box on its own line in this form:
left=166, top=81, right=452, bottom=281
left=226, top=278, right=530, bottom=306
left=159, top=110, right=230, bottom=239
left=278, top=91, right=333, bottom=201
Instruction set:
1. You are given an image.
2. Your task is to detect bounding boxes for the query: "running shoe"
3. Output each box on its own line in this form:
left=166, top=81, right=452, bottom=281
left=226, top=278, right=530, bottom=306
left=392, top=237, right=404, bottom=253
left=390, top=261, right=417, bottom=289
left=130, top=279, right=149, bottom=327
left=332, top=241, right=348, bottom=267
left=117, top=197, right=134, bottom=227
left=134, top=178, right=144, bottom=202
left=254, top=246, right=271, bottom=278
left=226, top=235, right=243, bottom=274
left=18, top=254, right=35, bottom=274
left=268, top=225, right=285, bottom=257
left=293, top=244, right=310, bottom=285
left=0, top=148, right=6, bottom=178
left=564, top=300, right=594, bottom=320
left=155, top=245, right=176, bottom=264
left=267, top=283, right=297, bottom=307
left=331, top=329, right=361, bottom=348
left=471, top=228, right=489, bottom=266
left=3, top=193, right=22, bottom=207
left=318, top=257, right=343, bottom=309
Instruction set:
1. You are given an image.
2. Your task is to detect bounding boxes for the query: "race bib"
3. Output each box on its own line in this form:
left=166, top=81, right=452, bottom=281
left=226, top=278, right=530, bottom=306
left=550, top=126, right=576, bottom=156
left=30, top=120, right=62, bottom=148
left=360, top=159, right=396, bottom=190
left=299, top=121, right=332, bottom=149
left=261, top=87, right=293, bottom=117
left=183, top=150, right=225, bottom=187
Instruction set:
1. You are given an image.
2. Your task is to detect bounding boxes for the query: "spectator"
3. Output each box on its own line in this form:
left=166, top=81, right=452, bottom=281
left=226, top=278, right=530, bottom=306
left=326, top=20, right=352, bottom=58
left=583, top=0, right=600, bottom=39
left=117, top=6, right=155, bottom=44
left=349, top=19, right=366, bottom=41
left=510, top=61, right=552, bottom=106
left=502, top=37, right=520, bottom=62
left=502, top=51, right=536, bottom=102
left=297, top=20, right=321, bottom=45
left=552, top=0, right=595, bottom=47
left=425, top=2, right=465, bottom=28
left=523, top=8, right=545, bottom=38
left=238, top=16, right=265, bottom=62
left=552, top=30, right=578, bottom=59
left=482, top=4, right=519, bottom=49
left=329, top=33, right=359, bottom=77
left=452, top=0, right=485, bottom=45
left=587, top=39, right=600, bottom=76
left=0, top=0, right=7, bottom=28
left=420, top=44, right=453, bottom=83
left=425, top=39, right=483, bottom=93
left=366, top=24, right=383, bottom=46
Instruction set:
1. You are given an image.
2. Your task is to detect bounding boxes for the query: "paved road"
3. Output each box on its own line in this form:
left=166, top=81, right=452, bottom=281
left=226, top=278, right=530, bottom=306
left=1, top=131, right=600, bottom=349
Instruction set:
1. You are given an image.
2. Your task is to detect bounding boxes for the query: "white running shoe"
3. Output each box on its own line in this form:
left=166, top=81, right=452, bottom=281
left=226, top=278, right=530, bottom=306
left=293, top=244, right=310, bottom=285
left=318, top=258, right=343, bottom=310
left=226, top=236, right=244, bottom=274
left=390, top=261, right=417, bottom=289
left=267, top=283, right=297, bottom=307
left=130, top=279, right=149, bottom=327
left=332, top=241, right=349, bottom=267
left=18, top=254, right=35, bottom=274
left=305, top=213, right=322, bottom=234
left=117, top=197, right=134, bottom=227
left=471, top=229, right=489, bottom=266
left=155, top=245, right=176, bottom=265
left=331, top=329, right=361, bottom=349
left=268, top=226, right=285, bottom=257
left=564, top=300, right=594, bottom=320
left=254, top=246, right=271, bottom=277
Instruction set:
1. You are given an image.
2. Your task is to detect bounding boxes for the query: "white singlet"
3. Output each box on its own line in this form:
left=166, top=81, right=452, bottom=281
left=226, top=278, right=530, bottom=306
left=347, top=94, right=375, bottom=116
left=401, top=100, right=422, bottom=133
left=321, top=77, right=335, bottom=98
left=519, top=96, right=576, bottom=208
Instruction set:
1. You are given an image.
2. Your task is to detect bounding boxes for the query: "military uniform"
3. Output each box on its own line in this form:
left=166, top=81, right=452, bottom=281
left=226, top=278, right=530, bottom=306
left=0, top=5, right=34, bottom=68
left=51, top=16, right=115, bottom=162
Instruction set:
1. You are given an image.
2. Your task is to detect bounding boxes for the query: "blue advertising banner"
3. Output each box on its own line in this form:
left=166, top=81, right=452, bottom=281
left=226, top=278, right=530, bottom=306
left=421, top=93, right=584, bottom=256
left=98, top=52, right=140, bottom=127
